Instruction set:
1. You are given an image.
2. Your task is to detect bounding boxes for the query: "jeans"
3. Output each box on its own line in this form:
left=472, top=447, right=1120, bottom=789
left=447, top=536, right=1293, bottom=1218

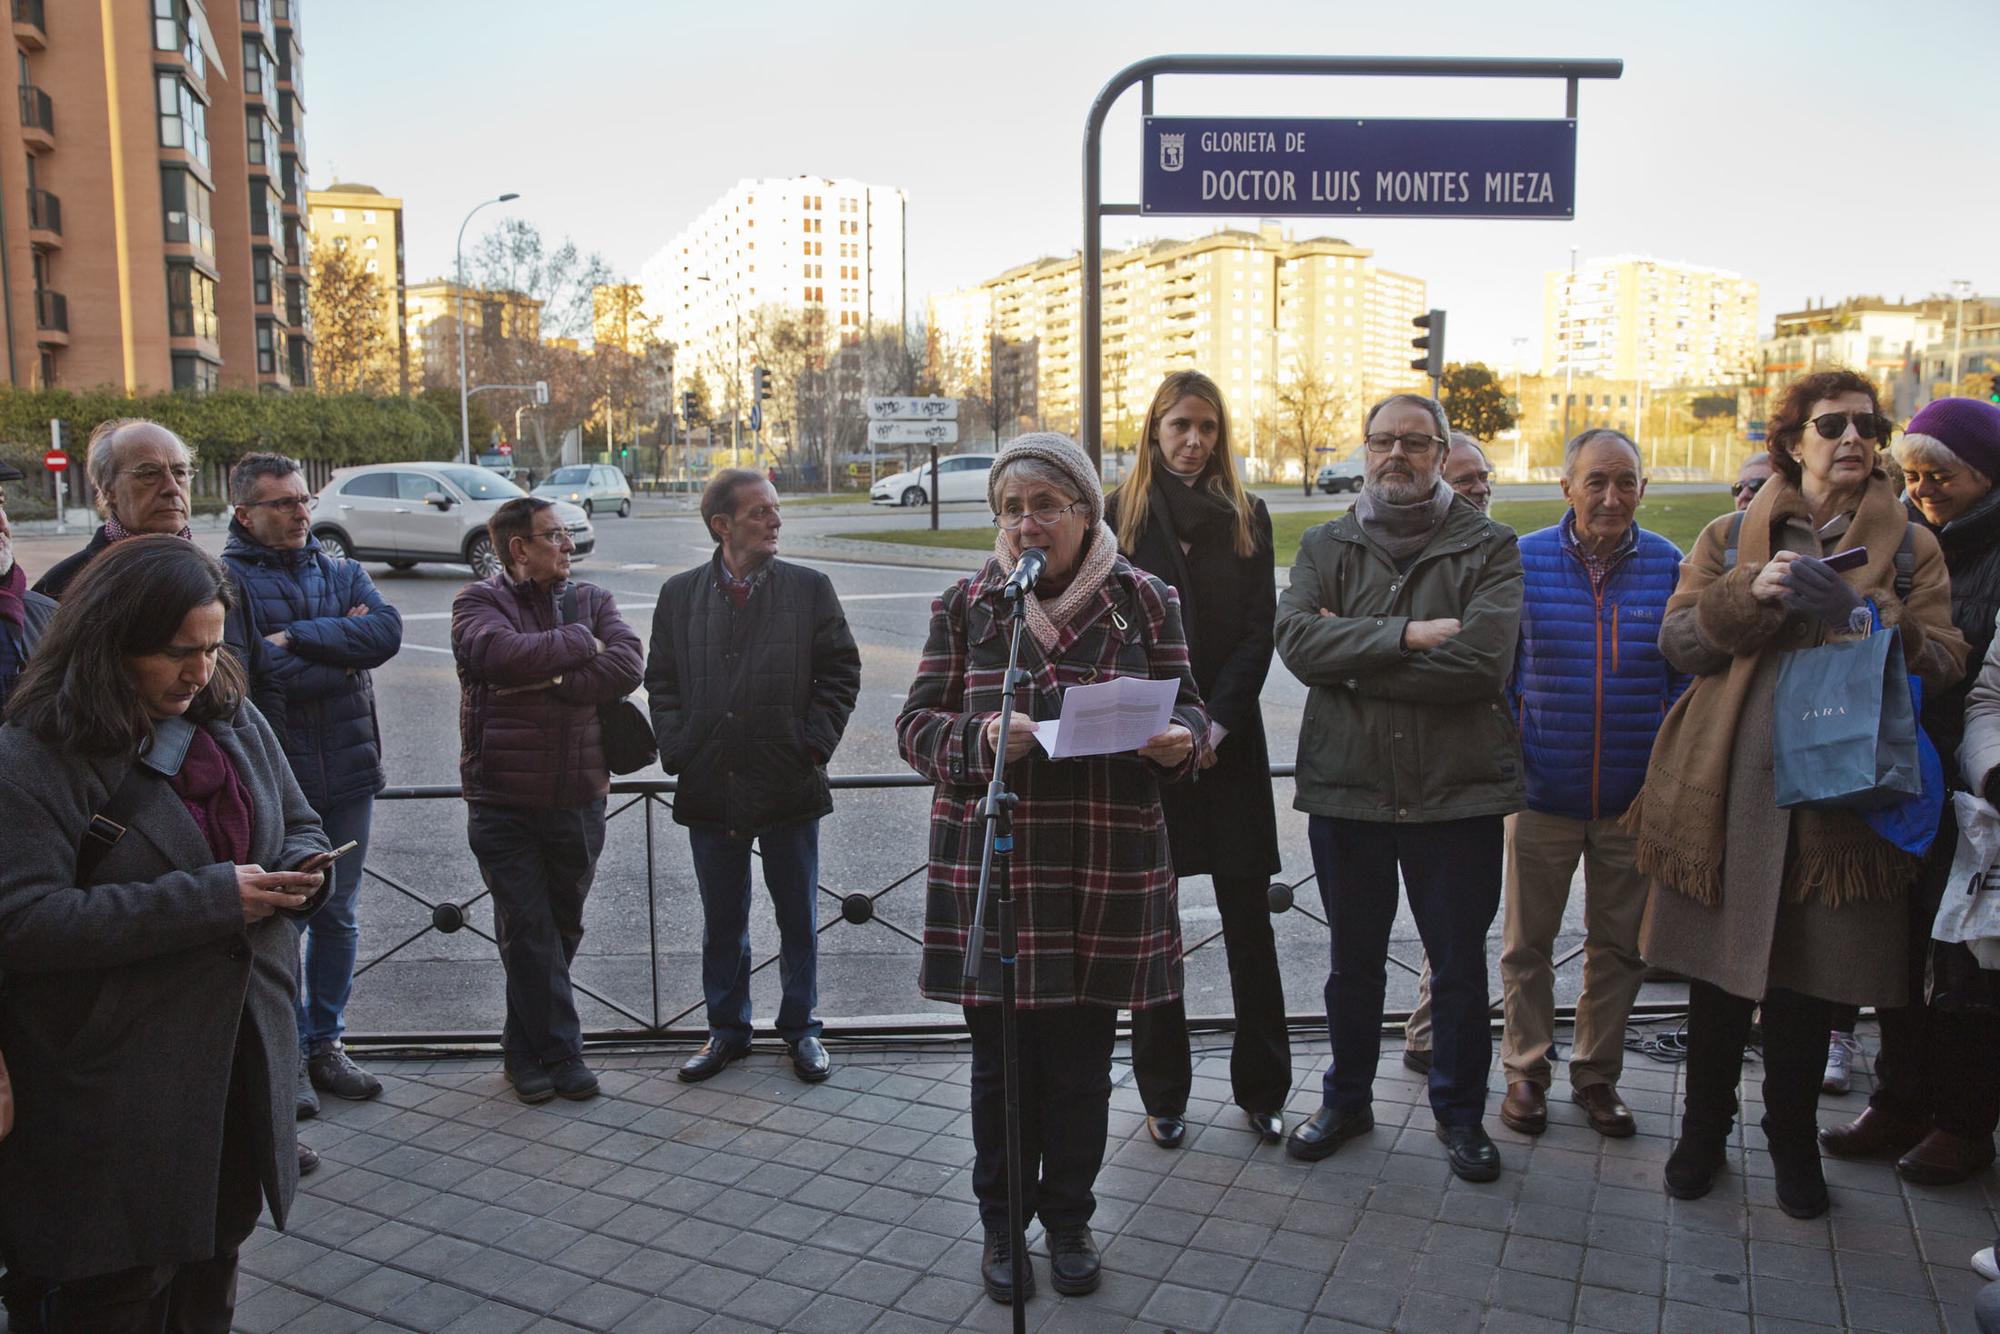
left=293, top=795, right=373, bottom=1050
left=1130, top=873, right=1291, bottom=1116
left=467, top=799, right=608, bottom=1066
left=1308, top=814, right=1504, bottom=1126
left=964, top=1004, right=1117, bottom=1233
left=688, top=818, right=821, bottom=1046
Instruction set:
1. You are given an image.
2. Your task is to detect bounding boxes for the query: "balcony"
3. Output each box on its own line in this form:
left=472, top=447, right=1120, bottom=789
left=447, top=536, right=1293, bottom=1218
left=34, top=288, right=67, bottom=343
left=18, top=85, right=53, bottom=150
left=25, top=187, right=60, bottom=245
left=12, top=0, right=45, bottom=48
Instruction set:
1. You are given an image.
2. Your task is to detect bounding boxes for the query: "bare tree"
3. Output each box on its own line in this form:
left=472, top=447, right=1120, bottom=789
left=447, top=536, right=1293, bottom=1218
left=1274, top=354, right=1355, bottom=495
left=309, top=241, right=394, bottom=394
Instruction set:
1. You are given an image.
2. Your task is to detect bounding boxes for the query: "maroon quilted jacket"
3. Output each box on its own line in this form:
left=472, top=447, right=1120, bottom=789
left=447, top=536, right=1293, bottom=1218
left=451, top=574, right=645, bottom=808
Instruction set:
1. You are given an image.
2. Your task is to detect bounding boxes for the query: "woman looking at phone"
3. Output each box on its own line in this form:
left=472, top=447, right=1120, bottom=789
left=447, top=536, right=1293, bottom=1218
left=0, top=537, right=330, bottom=1332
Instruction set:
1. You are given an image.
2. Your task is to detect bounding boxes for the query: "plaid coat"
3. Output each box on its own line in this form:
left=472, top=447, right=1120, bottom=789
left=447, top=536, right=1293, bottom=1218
left=897, top=555, right=1208, bottom=1009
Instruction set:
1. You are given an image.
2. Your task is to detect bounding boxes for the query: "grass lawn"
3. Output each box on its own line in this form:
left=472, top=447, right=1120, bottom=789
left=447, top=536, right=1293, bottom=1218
left=830, top=489, right=1738, bottom=559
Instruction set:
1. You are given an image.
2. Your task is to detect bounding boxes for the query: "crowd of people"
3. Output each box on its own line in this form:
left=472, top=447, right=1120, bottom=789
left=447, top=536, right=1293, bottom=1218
left=1, top=373, right=1998, bottom=1321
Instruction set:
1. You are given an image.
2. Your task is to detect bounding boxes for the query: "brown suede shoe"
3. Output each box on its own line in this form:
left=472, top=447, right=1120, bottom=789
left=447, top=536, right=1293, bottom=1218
left=1895, top=1129, right=1997, bottom=1186
left=1817, top=1106, right=1927, bottom=1159
left=1500, top=1081, right=1547, bottom=1135
left=1573, top=1083, right=1636, bottom=1138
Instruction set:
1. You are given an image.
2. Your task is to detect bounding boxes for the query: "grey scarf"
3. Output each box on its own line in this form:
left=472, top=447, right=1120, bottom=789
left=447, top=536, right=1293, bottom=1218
left=1354, top=476, right=1454, bottom=565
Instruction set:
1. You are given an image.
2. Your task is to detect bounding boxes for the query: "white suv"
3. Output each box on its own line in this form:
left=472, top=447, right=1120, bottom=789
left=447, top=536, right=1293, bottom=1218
left=311, top=463, right=593, bottom=578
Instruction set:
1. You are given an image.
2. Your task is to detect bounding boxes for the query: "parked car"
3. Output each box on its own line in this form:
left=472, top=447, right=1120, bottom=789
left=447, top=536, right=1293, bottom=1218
left=870, top=452, right=998, bottom=507
left=1316, top=447, right=1366, bottom=494
left=533, top=463, right=633, bottom=517
left=310, top=462, right=593, bottom=578
left=475, top=452, right=519, bottom=482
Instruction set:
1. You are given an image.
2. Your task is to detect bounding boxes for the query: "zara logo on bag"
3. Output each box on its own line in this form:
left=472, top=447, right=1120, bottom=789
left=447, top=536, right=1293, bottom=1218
left=1801, top=705, right=1849, bottom=719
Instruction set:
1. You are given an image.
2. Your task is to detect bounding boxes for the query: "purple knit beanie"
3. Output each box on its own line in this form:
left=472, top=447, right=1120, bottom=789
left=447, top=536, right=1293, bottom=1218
left=1907, top=397, right=2000, bottom=481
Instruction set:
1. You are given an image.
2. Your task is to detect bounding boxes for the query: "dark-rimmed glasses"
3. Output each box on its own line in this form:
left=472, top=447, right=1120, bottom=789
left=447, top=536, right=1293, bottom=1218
left=1803, top=411, right=1893, bottom=442
left=242, top=495, right=316, bottom=513
left=1364, top=433, right=1445, bottom=456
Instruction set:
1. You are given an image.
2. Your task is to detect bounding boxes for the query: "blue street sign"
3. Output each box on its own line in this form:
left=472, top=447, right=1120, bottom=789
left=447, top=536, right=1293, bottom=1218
left=1142, top=117, right=1576, bottom=219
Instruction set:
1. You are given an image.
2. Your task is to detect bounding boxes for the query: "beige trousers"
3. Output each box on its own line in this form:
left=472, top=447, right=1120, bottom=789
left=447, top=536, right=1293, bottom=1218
left=1499, top=808, right=1648, bottom=1091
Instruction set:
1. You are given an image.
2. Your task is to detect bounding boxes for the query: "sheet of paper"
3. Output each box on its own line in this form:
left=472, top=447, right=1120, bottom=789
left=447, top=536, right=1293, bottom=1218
left=1032, top=674, right=1179, bottom=759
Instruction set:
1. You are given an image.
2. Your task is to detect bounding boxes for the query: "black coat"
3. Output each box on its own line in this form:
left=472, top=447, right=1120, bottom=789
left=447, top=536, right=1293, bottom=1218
left=1107, top=485, right=1280, bottom=877
left=30, top=524, right=113, bottom=600
left=1909, top=491, right=2000, bottom=789
left=646, top=552, right=861, bottom=837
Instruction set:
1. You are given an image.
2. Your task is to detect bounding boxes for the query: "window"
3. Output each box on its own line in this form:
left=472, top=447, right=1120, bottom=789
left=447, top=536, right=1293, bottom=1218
left=154, top=0, right=205, bottom=77
left=172, top=353, right=219, bottom=393
left=364, top=258, right=379, bottom=274
left=395, top=473, right=440, bottom=502
left=246, top=107, right=276, bottom=166
left=160, top=168, right=214, bottom=256
left=329, top=207, right=344, bottom=222
left=362, top=235, right=378, bottom=249
left=361, top=210, right=377, bottom=223
left=256, top=320, right=276, bottom=374
left=166, top=263, right=218, bottom=340
left=340, top=472, right=396, bottom=499
left=157, top=74, right=208, bottom=166
left=252, top=250, right=272, bottom=304
left=241, top=37, right=272, bottom=96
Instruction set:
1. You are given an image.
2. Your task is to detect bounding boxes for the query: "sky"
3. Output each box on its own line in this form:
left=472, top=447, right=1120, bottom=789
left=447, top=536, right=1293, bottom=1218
left=308, top=0, right=2000, bottom=369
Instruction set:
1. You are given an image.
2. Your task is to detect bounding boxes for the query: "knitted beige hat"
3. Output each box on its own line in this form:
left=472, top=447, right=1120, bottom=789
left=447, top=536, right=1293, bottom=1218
left=987, top=432, right=1105, bottom=528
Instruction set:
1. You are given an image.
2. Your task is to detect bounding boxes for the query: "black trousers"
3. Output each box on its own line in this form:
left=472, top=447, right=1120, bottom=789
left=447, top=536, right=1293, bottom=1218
left=1684, top=980, right=1830, bottom=1145
left=964, top=1004, right=1117, bottom=1233
left=468, top=798, right=608, bottom=1067
left=1130, top=872, right=1291, bottom=1116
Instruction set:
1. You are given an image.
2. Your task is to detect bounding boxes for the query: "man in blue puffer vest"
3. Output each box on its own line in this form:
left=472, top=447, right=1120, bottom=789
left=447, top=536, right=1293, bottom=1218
left=222, top=452, right=404, bottom=1118
left=1497, top=428, right=1688, bottom=1142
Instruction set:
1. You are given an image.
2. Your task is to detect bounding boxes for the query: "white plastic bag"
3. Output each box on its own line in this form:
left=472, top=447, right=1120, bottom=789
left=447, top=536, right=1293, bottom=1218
left=1936, top=793, right=2000, bottom=968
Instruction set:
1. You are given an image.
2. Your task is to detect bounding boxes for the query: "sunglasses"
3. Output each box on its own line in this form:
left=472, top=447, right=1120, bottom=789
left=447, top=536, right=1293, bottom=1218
left=1730, top=477, right=1767, bottom=499
left=1803, top=411, right=1893, bottom=443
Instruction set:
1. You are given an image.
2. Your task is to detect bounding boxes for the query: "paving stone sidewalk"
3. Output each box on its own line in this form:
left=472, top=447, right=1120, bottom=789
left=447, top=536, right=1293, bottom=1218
left=239, top=1030, right=1998, bottom=1333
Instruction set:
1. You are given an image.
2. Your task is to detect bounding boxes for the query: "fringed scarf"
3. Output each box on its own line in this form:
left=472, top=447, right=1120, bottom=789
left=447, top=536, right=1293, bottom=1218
left=991, top=521, right=1120, bottom=653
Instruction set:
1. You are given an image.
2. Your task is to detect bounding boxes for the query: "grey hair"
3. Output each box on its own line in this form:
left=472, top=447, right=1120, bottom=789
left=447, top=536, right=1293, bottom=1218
left=1563, top=427, right=1642, bottom=477
left=1448, top=431, right=1488, bottom=464
left=86, top=418, right=193, bottom=516
left=1742, top=450, right=1770, bottom=469
left=1892, top=433, right=1966, bottom=474
left=990, top=456, right=1077, bottom=503
left=1363, top=393, right=1450, bottom=442
left=228, top=451, right=301, bottom=506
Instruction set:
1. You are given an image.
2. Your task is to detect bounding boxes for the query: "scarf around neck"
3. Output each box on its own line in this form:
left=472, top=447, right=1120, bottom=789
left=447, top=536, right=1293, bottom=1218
left=1354, top=477, right=1455, bottom=564
left=168, top=726, right=255, bottom=867
left=105, top=513, right=195, bottom=543
left=991, top=521, right=1120, bottom=653
left=1150, top=468, right=1237, bottom=550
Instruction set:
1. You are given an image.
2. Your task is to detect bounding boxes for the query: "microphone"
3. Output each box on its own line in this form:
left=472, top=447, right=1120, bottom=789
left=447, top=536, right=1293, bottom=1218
left=1003, top=547, right=1047, bottom=601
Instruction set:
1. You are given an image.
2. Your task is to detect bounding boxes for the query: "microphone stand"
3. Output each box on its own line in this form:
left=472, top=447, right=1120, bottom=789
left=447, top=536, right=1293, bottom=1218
left=965, top=576, right=1032, bottom=1326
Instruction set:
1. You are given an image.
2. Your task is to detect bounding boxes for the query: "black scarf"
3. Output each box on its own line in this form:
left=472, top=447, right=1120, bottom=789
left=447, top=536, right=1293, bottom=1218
left=1151, top=467, right=1238, bottom=551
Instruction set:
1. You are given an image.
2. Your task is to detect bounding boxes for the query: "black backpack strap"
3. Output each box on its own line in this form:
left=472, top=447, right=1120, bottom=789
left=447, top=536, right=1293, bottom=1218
left=1894, top=524, right=1917, bottom=601
left=1720, top=509, right=1747, bottom=573
left=76, top=764, right=161, bottom=883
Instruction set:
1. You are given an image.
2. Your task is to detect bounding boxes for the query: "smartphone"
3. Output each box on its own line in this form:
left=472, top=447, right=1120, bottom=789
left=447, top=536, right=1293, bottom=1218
left=298, top=840, right=359, bottom=873
left=1823, top=546, right=1868, bottom=573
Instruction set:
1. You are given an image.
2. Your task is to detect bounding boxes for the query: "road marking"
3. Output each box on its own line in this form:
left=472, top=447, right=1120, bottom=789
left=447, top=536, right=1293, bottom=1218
left=837, top=591, right=945, bottom=601
left=400, top=642, right=454, bottom=655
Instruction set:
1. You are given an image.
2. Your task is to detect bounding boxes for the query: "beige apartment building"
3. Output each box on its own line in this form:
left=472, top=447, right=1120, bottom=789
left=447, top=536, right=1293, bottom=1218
left=1757, top=294, right=1961, bottom=419
left=405, top=280, right=542, bottom=388
left=1543, top=256, right=1758, bottom=390
left=0, top=0, right=310, bottom=394
left=929, top=225, right=1428, bottom=465
left=307, top=182, right=406, bottom=392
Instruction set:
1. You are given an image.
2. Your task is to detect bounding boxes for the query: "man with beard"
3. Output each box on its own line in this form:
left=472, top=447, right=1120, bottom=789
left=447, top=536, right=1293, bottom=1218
left=1275, top=394, right=1524, bottom=1182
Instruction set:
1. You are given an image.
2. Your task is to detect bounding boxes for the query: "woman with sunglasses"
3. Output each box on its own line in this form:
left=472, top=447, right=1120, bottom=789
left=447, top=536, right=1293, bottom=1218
left=1631, top=369, right=1968, bottom=1218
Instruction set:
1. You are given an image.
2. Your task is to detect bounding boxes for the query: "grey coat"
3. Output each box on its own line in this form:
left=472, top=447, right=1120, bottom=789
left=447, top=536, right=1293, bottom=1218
left=0, top=705, right=328, bottom=1280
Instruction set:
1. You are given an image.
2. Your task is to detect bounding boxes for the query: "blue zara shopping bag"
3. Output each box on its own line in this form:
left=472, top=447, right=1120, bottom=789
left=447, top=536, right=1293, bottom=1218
left=1772, top=605, right=1924, bottom=815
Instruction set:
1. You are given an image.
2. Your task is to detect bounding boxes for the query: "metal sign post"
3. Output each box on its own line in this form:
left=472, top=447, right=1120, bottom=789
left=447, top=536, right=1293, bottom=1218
left=866, top=397, right=958, bottom=531
left=45, top=421, right=67, bottom=536
left=1080, top=54, right=1623, bottom=467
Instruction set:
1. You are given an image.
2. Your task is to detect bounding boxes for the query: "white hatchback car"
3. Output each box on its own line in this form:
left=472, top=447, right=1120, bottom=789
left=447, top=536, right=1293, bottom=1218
left=311, top=462, right=593, bottom=578
left=533, top=463, right=634, bottom=518
left=870, top=452, right=997, bottom=507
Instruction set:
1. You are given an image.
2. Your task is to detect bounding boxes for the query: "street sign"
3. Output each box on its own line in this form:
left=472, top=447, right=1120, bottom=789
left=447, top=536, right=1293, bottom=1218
left=865, top=396, right=957, bottom=422
left=43, top=450, right=67, bottom=471
left=1142, top=116, right=1576, bottom=219
left=497, top=442, right=513, bottom=456
left=534, top=380, right=549, bottom=405
left=1745, top=429, right=1767, bottom=443
left=869, top=420, right=959, bottom=446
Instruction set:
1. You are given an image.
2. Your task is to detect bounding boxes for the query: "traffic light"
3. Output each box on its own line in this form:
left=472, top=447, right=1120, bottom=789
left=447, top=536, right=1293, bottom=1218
left=750, top=367, right=772, bottom=432
left=681, top=390, right=698, bottom=424
left=1410, top=309, right=1447, bottom=382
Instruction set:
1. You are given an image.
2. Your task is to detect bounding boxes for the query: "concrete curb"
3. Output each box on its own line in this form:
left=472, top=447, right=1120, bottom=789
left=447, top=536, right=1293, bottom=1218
left=783, top=534, right=986, bottom=571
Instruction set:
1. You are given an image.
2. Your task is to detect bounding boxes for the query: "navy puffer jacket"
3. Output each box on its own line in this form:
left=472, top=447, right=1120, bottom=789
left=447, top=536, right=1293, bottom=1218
left=222, top=520, right=404, bottom=812
left=1509, top=515, right=1689, bottom=821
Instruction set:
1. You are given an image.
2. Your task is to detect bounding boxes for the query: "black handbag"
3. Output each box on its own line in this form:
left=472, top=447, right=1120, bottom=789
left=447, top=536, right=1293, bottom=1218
left=560, top=584, right=657, bottom=775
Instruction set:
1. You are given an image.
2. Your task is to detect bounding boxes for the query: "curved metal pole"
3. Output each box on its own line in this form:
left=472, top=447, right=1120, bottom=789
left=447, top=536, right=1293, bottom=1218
left=1080, top=53, right=1623, bottom=466
left=457, top=192, right=520, bottom=464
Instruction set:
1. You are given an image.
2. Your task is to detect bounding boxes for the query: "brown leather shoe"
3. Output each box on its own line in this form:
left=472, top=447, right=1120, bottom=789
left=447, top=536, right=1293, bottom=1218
left=1895, top=1129, right=1997, bottom=1186
left=1817, top=1105, right=1927, bottom=1159
left=1573, top=1083, right=1636, bottom=1138
left=1500, top=1081, right=1547, bottom=1135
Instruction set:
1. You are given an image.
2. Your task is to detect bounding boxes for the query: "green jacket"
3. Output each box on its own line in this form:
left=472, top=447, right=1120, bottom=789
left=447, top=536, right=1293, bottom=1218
left=1275, top=496, right=1525, bottom=823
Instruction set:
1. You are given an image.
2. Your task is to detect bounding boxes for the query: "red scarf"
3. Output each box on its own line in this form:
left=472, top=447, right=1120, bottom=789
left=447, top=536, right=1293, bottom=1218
left=168, top=727, right=254, bottom=866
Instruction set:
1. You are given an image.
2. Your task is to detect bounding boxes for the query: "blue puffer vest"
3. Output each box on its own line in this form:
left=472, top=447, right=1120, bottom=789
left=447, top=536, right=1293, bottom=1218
left=221, top=521, right=403, bottom=814
left=1510, top=515, right=1689, bottom=821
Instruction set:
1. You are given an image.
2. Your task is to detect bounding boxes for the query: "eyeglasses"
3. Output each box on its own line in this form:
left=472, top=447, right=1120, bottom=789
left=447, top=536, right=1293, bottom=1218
left=994, top=502, right=1084, bottom=530
left=242, top=495, right=316, bottom=513
left=1730, top=477, right=1768, bottom=499
left=125, top=464, right=195, bottom=488
left=1364, top=433, right=1445, bottom=456
left=1803, top=411, right=1893, bottom=443
left=529, top=528, right=575, bottom=548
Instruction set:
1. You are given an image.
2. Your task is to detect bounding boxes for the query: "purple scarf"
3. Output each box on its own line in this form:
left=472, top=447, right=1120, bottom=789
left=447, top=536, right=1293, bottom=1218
left=168, top=727, right=254, bottom=866
left=104, top=513, right=195, bottom=544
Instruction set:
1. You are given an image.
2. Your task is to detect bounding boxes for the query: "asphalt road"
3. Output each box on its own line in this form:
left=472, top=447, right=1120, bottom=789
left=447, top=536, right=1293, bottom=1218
left=11, top=494, right=1635, bottom=1050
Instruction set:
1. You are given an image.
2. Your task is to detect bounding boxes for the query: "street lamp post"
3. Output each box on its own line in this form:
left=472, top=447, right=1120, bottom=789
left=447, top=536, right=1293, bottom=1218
left=693, top=273, right=742, bottom=465
left=457, top=192, right=521, bottom=464
left=1952, top=278, right=1972, bottom=394
left=1560, top=245, right=1579, bottom=446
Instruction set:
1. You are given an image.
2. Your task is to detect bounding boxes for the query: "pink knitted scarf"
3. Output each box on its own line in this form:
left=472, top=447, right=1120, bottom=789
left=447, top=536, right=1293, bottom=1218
left=991, top=521, right=1120, bottom=653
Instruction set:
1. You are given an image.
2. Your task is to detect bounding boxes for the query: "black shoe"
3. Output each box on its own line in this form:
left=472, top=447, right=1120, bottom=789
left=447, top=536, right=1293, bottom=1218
left=1435, top=1123, right=1501, bottom=1183
left=1045, top=1224, right=1101, bottom=1295
left=980, top=1228, right=1034, bottom=1304
left=1146, top=1114, right=1186, bottom=1149
left=297, top=1142, right=321, bottom=1177
left=789, top=1035, right=831, bottom=1083
left=1244, top=1109, right=1284, bottom=1143
left=678, top=1037, right=751, bottom=1083
left=295, top=1053, right=319, bottom=1121
left=1285, top=1104, right=1374, bottom=1161
left=1664, top=1129, right=1728, bottom=1199
left=307, top=1042, right=383, bottom=1101
left=1403, top=1046, right=1432, bottom=1076
left=504, top=1058, right=556, bottom=1104
left=548, top=1056, right=600, bottom=1100
left=1762, top=1117, right=1830, bottom=1219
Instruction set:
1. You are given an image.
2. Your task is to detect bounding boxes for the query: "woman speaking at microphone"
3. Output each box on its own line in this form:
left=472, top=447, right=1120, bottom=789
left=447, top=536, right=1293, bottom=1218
left=897, top=433, right=1206, bottom=1305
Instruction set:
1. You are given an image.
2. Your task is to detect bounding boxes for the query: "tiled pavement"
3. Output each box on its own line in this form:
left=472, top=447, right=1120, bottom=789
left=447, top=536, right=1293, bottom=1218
left=237, top=1028, right=1999, bottom=1333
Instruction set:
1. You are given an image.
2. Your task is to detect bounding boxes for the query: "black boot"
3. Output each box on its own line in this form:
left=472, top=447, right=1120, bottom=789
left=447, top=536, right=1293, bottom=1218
left=1762, top=1116, right=1830, bottom=1218
left=1665, top=1121, right=1731, bottom=1198
left=1669, top=981, right=1751, bottom=1200
left=1757, top=988, right=1836, bottom=1220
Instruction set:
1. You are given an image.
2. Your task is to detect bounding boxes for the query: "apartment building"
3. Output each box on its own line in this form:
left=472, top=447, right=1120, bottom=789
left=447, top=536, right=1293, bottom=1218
left=1543, top=256, right=1758, bottom=390
left=307, top=181, right=406, bottom=392
left=1758, top=294, right=1958, bottom=418
left=0, top=0, right=310, bottom=393
left=405, top=280, right=541, bottom=388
